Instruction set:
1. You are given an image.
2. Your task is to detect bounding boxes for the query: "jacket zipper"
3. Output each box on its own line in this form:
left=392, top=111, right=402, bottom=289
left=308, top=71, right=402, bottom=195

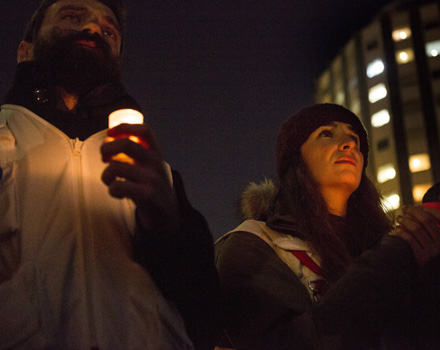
left=71, top=138, right=98, bottom=348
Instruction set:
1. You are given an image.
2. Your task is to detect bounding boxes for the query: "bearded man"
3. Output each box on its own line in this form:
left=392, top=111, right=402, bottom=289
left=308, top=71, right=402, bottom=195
left=0, top=1, right=220, bottom=349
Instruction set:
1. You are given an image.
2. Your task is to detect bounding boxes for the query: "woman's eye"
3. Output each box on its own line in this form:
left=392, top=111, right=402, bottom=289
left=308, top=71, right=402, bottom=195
left=318, top=130, right=332, bottom=137
left=348, top=134, right=360, bottom=144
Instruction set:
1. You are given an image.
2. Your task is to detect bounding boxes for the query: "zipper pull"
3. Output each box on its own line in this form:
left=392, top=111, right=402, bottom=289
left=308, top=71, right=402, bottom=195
left=73, top=138, right=82, bottom=156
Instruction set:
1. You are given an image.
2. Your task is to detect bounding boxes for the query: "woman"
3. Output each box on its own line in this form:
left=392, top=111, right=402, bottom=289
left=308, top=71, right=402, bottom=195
left=215, top=104, right=440, bottom=349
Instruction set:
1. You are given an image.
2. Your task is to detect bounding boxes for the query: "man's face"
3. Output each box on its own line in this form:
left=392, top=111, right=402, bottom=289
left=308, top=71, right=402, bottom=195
left=38, top=0, right=122, bottom=57
left=29, top=0, right=123, bottom=94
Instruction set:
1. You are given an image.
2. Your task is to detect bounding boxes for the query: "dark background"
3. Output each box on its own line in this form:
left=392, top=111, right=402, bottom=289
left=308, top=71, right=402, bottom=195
left=0, top=0, right=395, bottom=239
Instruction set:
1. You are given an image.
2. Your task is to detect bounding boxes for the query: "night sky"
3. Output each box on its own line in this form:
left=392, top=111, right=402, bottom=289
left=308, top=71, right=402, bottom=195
left=1, top=0, right=395, bottom=239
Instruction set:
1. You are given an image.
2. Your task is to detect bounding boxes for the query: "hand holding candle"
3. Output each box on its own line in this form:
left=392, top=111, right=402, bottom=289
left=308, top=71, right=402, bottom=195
left=101, top=111, right=179, bottom=234
left=391, top=203, right=440, bottom=267
left=104, top=109, right=148, bottom=164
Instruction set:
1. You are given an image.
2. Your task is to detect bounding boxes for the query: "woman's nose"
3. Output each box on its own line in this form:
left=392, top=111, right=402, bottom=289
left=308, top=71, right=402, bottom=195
left=339, top=134, right=356, bottom=150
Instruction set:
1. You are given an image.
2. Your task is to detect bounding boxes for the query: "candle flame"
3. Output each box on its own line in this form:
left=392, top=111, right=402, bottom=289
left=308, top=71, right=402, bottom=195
left=108, top=109, right=144, bottom=129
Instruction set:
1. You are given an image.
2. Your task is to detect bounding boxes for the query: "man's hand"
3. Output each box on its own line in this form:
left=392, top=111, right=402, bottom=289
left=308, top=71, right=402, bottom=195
left=100, top=123, right=179, bottom=234
left=391, top=205, right=440, bottom=267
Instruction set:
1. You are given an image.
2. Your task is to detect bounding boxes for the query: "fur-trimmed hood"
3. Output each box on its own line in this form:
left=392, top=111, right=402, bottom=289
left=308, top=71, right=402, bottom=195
left=240, top=178, right=278, bottom=221
left=239, top=179, right=304, bottom=238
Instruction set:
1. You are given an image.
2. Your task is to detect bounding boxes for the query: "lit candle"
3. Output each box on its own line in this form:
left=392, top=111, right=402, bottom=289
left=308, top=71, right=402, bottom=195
left=108, top=109, right=144, bottom=129
left=105, top=109, right=148, bottom=164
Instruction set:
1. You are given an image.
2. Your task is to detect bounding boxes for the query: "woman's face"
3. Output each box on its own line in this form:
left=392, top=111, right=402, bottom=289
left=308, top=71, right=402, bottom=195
left=300, top=121, right=364, bottom=197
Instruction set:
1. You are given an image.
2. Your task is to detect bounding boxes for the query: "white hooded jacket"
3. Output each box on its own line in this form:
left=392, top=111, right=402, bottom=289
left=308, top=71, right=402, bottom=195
left=0, top=104, right=193, bottom=350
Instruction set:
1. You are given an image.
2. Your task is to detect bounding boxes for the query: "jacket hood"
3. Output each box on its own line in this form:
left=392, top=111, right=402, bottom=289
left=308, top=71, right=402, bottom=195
left=240, top=178, right=277, bottom=221
left=4, top=62, right=141, bottom=140
left=239, top=178, right=305, bottom=238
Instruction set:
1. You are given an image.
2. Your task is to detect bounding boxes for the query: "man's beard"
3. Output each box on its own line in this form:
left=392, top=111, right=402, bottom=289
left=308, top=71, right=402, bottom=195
left=32, top=28, right=122, bottom=96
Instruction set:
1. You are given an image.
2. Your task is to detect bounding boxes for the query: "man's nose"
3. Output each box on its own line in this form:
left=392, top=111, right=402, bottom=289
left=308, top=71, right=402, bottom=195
left=82, top=20, right=102, bottom=36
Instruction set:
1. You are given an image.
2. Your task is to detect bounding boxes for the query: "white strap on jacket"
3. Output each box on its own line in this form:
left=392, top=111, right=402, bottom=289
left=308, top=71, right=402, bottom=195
left=218, top=219, right=322, bottom=300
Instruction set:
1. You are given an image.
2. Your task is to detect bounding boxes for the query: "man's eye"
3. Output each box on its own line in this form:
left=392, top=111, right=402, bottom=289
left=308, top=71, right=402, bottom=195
left=319, top=130, right=332, bottom=137
left=102, top=28, right=116, bottom=39
left=62, top=13, right=80, bottom=22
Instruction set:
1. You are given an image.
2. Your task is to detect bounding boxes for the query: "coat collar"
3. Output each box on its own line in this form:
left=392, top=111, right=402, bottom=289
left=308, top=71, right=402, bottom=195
left=4, top=62, right=141, bottom=140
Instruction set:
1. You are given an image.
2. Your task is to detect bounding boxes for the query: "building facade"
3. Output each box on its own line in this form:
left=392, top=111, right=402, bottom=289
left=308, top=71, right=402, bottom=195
left=316, top=0, right=440, bottom=211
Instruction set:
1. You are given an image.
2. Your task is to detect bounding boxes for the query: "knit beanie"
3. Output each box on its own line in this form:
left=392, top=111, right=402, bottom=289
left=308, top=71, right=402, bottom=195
left=276, top=103, right=369, bottom=178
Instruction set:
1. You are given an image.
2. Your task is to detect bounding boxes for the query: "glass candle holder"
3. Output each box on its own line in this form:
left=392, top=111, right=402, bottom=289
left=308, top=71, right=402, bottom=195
left=105, top=109, right=148, bottom=164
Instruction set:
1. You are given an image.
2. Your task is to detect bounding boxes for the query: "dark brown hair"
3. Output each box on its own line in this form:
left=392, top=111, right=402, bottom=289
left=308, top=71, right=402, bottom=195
left=270, top=104, right=393, bottom=282
left=274, top=157, right=393, bottom=283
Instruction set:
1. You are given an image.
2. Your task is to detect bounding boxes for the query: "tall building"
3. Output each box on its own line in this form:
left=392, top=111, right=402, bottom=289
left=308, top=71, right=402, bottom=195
left=316, top=0, right=440, bottom=211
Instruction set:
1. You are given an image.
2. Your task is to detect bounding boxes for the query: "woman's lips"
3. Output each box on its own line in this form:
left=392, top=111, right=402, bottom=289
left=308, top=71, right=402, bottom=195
left=335, top=156, right=356, bottom=166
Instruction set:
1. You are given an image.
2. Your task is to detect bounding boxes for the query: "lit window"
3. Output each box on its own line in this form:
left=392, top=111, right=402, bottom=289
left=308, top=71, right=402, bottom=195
left=413, top=184, right=433, bottom=203
left=426, top=40, right=440, bottom=57
left=368, top=83, right=387, bottom=103
left=350, top=100, right=361, bottom=116
left=409, top=154, right=431, bottom=172
left=383, top=193, right=400, bottom=211
left=396, top=49, right=415, bottom=64
left=336, top=91, right=345, bottom=105
left=371, top=109, right=390, bottom=127
left=366, top=59, right=385, bottom=78
left=392, top=28, right=411, bottom=42
left=377, top=164, right=396, bottom=184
